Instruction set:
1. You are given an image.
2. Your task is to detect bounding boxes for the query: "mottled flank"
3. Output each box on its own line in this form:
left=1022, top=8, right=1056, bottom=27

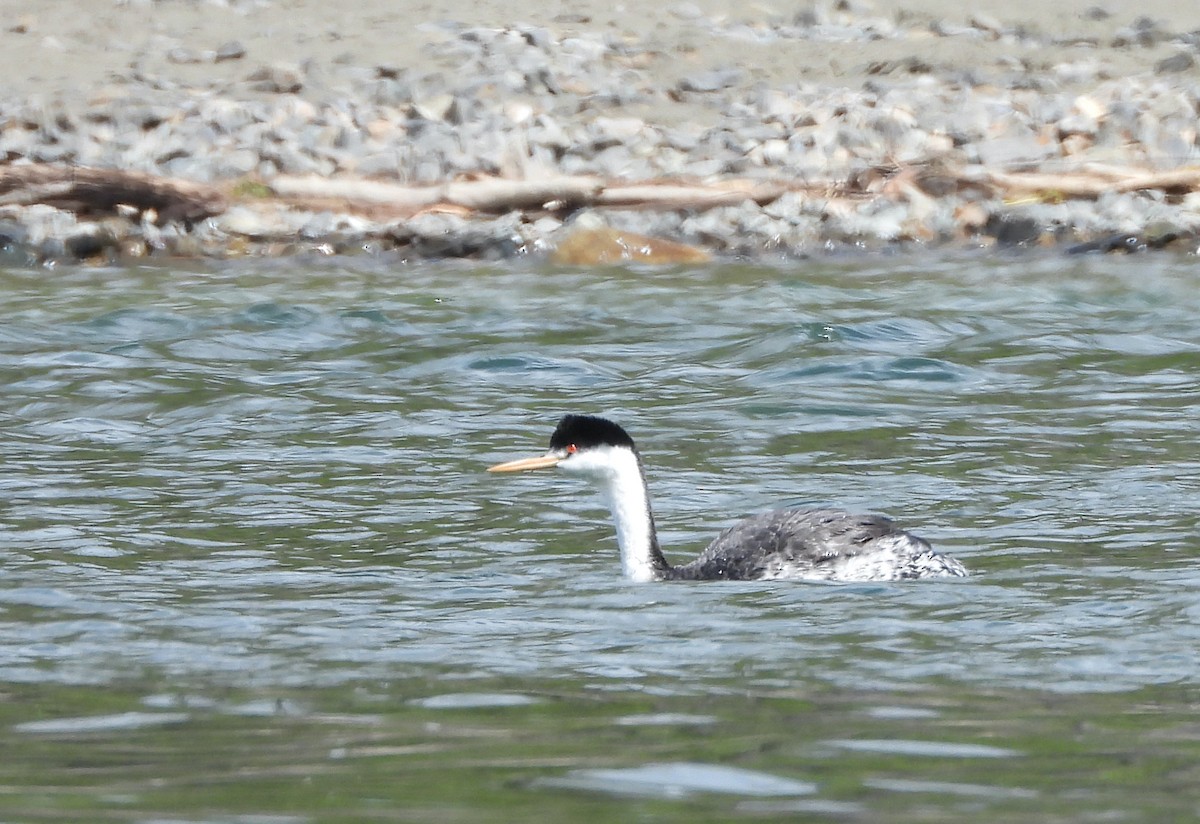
left=665, top=509, right=967, bottom=582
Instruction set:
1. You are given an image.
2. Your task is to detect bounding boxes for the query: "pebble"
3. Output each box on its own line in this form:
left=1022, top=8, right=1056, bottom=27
left=215, top=41, right=247, bottom=62
left=2, top=9, right=1200, bottom=261
left=246, top=64, right=304, bottom=94
left=677, top=69, right=743, bottom=94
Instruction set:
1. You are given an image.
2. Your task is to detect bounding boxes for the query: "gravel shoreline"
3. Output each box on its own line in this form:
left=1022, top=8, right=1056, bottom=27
left=3, top=1, right=1200, bottom=262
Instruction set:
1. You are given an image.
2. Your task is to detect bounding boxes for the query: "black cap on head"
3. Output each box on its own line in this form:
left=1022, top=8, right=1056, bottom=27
left=549, top=415, right=636, bottom=452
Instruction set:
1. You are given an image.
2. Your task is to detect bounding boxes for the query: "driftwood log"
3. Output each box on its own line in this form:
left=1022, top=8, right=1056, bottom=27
left=986, top=167, right=1200, bottom=199
left=267, top=175, right=606, bottom=212
left=0, top=164, right=226, bottom=224
left=267, top=167, right=1200, bottom=214
left=4, top=163, right=1200, bottom=229
left=265, top=175, right=793, bottom=214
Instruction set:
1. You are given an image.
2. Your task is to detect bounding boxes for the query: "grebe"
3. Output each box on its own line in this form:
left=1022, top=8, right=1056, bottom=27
left=488, top=415, right=967, bottom=582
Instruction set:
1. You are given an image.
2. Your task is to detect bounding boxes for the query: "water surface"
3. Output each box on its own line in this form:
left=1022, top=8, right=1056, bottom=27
left=0, top=253, right=1197, bottom=821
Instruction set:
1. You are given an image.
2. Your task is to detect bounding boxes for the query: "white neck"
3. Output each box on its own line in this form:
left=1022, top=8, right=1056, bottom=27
left=559, top=445, right=667, bottom=582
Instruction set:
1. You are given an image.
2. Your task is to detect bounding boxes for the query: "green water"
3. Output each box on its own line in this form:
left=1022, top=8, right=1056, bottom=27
left=0, top=254, right=1197, bottom=822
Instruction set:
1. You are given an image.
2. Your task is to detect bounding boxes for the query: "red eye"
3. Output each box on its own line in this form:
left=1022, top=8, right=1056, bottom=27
left=566, top=444, right=578, bottom=454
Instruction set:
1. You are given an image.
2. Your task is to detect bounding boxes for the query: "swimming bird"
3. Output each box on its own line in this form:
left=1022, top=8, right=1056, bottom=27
left=488, top=414, right=967, bottom=582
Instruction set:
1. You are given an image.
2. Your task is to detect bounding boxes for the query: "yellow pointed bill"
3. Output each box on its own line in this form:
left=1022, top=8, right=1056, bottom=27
left=487, top=454, right=562, bottom=473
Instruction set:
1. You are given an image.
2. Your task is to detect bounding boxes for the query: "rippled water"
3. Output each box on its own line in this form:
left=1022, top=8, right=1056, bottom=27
left=1, top=253, right=1198, bottom=821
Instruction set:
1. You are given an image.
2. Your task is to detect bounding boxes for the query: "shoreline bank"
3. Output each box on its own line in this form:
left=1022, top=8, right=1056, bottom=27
left=3, top=2, right=1200, bottom=262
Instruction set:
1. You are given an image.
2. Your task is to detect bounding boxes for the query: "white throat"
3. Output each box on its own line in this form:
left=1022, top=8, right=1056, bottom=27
left=558, top=445, right=663, bottom=582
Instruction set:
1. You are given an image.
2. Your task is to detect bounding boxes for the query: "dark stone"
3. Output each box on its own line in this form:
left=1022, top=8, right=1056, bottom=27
left=1114, top=18, right=1170, bottom=48
left=985, top=214, right=1041, bottom=246
left=65, top=231, right=114, bottom=260
left=124, top=105, right=170, bottom=130
left=1156, top=52, right=1195, bottom=74
left=516, top=25, right=552, bottom=50
left=914, top=170, right=958, bottom=197
left=1148, top=229, right=1196, bottom=251
left=1066, top=233, right=1144, bottom=254
left=246, top=64, right=303, bottom=94
left=388, top=223, right=523, bottom=260
left=0, top=220, right=29, bottom=250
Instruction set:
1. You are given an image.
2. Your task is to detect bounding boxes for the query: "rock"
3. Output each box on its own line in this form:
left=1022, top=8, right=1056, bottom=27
left=166, top=47, right=205, bottom=65
left=1057, top=114, right=1097, bottom=137
left=209, top=147, right=260, bottom=178
left=985, top=213, right=1042, bottom=246
left=514, top=24, right=553, bottom=50
left=974, top=134, right=1057, bottom=167
left=550, top=225, right=711, bottom=265
left=247, top=64, right=304, bottom=94
left=1113, top=18, right=1170, bottom=48
left=677, top=68, right=743, bottom=93
left=669, top=3, right=704, bottom=21
left=215, top=41, right=246, bottom=62
left=967, top=13, right=1004, bottom=37
left=65, top=228, right=116, bottom=260
left=411, top=94, right=460, bottom=123
left=217, top=204, right=300, bottom=238
left=389, top=213, right=525, bottom=259
left=353, top=151, right=400, bottom=177
left=1072, top=94, right=1107, bottom=120
left=954, top=202, right=991, bottom=234
left=299, top=211, right=375, bottom=239
left=370, top=77, right=413, bottom=106
left=0, top=219, right=29, bottom=251
left=1155, top=52, right=1195, bottom=74
left=1066, top=233, right=1144, bottom=254
left=119, top=237, right=149, bottom=258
